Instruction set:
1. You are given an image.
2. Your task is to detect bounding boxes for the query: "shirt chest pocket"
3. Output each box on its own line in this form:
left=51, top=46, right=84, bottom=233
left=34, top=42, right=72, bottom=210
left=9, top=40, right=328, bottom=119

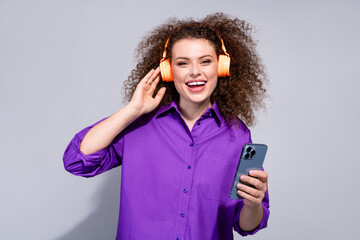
left=199, top=151, right=237, bottom=203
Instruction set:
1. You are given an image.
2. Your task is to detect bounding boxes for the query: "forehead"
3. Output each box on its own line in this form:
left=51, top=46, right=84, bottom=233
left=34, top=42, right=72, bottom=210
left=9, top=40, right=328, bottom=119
left=171, top=38, right=216, bottom=57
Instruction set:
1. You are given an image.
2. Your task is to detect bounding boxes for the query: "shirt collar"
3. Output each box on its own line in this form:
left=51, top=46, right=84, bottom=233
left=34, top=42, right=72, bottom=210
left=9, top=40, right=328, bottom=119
left=209, top=101, right=223, bottom=126
left=156, top=100, right=224, bottom=127
left=156, top=100, right=180, bottom=117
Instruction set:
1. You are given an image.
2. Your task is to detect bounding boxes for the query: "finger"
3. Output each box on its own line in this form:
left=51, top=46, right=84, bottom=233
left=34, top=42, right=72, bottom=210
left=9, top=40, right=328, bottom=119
left=237, top=189, right=262, bottom=205
left=149, top=74, right=161, bottom=92
left=154, top=87, right=166, bottom=105
left=142, top=69, right=155, bottom=85
left=249, top=170, right=268, bottom=184
left=237, top=182, right=263, bottom=199
left=240, top=175, right=267, bottom=192
left=146, top=67, right=160, bottom=85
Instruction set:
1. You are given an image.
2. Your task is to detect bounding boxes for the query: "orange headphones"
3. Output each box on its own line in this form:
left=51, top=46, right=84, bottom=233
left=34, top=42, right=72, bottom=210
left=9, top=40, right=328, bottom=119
left=159, top=27, right=231, bottom=82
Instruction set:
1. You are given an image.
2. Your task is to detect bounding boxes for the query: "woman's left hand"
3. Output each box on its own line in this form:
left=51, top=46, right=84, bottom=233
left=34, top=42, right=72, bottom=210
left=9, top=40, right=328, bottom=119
left=236, top=170, right=268, bottom=208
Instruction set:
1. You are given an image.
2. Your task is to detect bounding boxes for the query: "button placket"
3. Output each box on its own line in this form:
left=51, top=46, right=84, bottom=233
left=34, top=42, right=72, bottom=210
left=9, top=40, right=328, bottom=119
left=174, top=144, right=194, bottom=239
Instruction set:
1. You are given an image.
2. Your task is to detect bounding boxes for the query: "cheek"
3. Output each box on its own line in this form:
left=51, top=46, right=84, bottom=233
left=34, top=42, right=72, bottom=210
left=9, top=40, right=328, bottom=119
left=172, top=67, right=188, bottom=91
left=210, top=64, right=218, bottom=77
left=173, top=80, right=181, bottom=93
left=172, top=66, right=185, bottom=80
left=211, top=79, right=218, bottom=92
left=172, top=74, right=185, bottom=93
left=208, top=67, right=218, bottom=84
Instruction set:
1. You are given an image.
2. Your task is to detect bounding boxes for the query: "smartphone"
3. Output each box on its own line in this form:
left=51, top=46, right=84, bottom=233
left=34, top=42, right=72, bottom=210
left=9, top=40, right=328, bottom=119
left=229, top=143, right=267, bottom=199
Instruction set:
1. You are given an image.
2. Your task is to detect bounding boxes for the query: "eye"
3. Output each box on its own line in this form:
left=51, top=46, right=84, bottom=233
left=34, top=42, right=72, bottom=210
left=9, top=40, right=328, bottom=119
left=201, top=59, right=212, bottom=65
left=176, top=61, right=188, bottom=67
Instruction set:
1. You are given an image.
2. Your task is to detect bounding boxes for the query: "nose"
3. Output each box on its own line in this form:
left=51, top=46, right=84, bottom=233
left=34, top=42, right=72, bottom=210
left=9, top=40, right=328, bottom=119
left=189, top=63, right=200, bottom=78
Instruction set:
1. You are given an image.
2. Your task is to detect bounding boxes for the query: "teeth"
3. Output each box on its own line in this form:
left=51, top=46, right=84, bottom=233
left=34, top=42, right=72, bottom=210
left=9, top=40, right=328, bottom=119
left=187, top=81, right=206, bottom=86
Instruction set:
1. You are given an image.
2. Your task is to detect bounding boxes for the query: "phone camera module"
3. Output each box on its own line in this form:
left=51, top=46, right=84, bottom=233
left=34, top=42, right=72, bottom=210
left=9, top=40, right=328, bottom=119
left=250, top=150, right=256, bottom=157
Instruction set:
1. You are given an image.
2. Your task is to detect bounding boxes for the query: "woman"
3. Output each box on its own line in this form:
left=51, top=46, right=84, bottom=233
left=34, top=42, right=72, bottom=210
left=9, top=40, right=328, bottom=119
left=63, top=13, right=269, bottom=239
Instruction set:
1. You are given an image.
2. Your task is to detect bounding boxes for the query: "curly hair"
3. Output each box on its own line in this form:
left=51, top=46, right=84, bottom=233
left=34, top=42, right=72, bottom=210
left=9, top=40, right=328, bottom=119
left=124, top=13, right=267, bottom=127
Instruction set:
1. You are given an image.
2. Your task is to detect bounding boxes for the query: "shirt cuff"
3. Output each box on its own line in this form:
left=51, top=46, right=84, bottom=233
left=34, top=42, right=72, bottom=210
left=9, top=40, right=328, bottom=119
left=71, top=125, right=109, bottom=164
left=63, top=118, right=112, bottom=177
left=233, top=200, right=270, bottom=236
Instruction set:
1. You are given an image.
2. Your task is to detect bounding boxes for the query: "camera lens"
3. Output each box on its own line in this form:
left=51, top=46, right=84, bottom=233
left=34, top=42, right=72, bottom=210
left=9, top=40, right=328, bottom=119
left=244, top=153, right=250, bottom=159
left=246, top=147, right=252, bottom=152
left=250, top=150, right=256, bottom=156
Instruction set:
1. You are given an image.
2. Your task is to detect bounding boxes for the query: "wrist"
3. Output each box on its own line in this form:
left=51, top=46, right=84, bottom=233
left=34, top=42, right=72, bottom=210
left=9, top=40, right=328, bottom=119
left=126, top=102, right=143, bottom=118
left=243, top=201, right=263, bottom=212
left=239, top=202, right=263, bottom=231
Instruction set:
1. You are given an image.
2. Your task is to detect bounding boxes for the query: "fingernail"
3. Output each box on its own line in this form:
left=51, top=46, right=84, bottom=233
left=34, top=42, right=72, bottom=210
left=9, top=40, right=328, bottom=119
left=249, top=170, right=254, bottom=175
left=237, top=183, right=242, bottom=189
left=240, top=175, right=246, bottom=180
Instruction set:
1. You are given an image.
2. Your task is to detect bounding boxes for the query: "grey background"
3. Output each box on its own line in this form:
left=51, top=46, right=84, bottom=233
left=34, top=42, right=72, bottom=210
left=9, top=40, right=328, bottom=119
left=1, top=0, right=359, bottom=239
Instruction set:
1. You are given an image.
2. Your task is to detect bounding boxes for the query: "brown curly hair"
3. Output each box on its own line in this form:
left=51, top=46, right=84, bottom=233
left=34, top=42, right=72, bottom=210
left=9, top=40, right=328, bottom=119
left=124, top=13, right=267, bottom=127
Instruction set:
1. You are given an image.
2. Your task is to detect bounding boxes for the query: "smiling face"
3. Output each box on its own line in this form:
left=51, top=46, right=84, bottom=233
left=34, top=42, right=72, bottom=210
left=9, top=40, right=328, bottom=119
left=171, top=38, right=218, bottom=109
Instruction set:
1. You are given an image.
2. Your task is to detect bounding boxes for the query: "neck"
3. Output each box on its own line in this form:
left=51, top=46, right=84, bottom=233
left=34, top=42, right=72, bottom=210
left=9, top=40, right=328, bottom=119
left=178, top=99, right=212, bottom=131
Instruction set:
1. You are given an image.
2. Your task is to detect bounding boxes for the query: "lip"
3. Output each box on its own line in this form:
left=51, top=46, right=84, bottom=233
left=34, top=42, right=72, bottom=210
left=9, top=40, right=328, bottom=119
left=185, top=79, right=207, bottom=85
left=185, top=79, right=207, bottom=92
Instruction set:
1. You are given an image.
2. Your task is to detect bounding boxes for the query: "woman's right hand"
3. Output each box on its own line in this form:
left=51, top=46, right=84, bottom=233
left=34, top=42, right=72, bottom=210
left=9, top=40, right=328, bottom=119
left=129, top=67, right=166, bottom=116
left=80, top=67, right=166, bottom=155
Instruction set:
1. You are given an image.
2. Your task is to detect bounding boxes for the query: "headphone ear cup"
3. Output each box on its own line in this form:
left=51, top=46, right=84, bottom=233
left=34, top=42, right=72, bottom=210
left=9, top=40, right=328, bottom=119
left=218, top=54, right=230, bottom=77
left=160, top=59, right=173, bottom=82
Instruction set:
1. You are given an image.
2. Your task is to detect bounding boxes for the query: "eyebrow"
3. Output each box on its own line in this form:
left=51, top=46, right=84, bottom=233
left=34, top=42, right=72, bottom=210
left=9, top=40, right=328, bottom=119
left=174, top=55, right=214, bottom=61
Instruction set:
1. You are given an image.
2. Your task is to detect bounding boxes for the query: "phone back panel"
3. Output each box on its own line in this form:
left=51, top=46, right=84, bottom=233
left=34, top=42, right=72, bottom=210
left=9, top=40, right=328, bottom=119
left=229, top=143, right=267, bottom=199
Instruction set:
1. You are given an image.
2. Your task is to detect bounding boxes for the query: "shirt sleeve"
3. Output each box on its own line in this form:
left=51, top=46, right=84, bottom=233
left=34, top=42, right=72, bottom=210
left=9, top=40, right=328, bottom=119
left=233, top=186, right=270, bottom=236
left=62, top=119, right=124, bottom=178
left=233, top=125, right=270, bottom=236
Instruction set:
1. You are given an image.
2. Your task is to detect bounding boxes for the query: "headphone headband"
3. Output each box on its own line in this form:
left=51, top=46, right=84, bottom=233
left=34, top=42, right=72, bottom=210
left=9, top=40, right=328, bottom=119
left=161, top=24, right=229, bottom=60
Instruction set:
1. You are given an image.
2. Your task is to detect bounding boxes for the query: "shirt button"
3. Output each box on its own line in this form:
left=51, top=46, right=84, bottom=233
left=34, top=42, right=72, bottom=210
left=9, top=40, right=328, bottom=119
left=183, top=189, right=188, bottom=193
left=187, top=165, right=191, bottom=169
left=197, top=121, right=201, bottom=126
left=190, top=143, right=193, bottom=147
left=180, top=213, right=185, bottom=217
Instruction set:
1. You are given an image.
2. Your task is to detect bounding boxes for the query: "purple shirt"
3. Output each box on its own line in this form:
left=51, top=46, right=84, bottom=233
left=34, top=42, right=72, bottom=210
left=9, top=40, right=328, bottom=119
left=63, top=101, right=269, bottom=240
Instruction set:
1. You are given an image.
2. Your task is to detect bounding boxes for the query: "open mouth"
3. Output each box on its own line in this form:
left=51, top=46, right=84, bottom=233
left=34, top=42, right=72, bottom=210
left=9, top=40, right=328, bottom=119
left=186, top=81, right=207, bottom=88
